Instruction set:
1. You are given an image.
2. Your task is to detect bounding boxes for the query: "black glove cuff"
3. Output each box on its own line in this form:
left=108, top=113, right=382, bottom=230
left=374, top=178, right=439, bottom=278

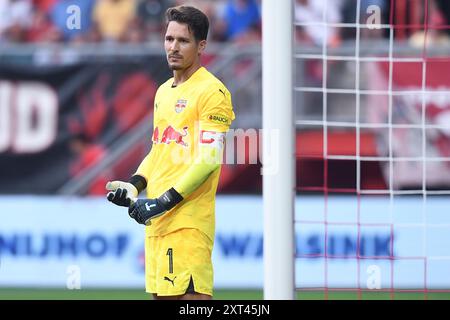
left=158, top=188, right=184, bottom=211
left=128, top=175, right=147, bottom=194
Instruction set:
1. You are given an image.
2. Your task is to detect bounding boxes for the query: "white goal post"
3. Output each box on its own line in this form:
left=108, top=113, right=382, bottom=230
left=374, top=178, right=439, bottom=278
left=262, top=0, right=295, bottom=300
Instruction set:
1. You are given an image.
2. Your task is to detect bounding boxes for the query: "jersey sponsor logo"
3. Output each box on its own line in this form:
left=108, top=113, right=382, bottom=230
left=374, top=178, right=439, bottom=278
left=200, top=130, right=225, bottom=150
left=208, top=114, right=229, bottom=125
left=152, top=126, right=189, bottom=147
left=175, top=99, right=187, bottom=113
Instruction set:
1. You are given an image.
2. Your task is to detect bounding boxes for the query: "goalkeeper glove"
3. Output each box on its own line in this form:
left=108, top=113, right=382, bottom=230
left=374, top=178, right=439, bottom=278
left=106, top=175, right=147, bottom=207
left=106, top=181, right=138, bottom=207
left=128, top=188, right=183, bottom=225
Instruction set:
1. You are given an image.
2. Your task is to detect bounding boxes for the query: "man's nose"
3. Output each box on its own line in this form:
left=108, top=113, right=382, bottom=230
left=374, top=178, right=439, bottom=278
left=170, top=40, right=180, bottom=52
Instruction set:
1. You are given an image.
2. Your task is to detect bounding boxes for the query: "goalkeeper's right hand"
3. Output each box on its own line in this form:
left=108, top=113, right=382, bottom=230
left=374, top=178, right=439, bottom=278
left=106, top=181, right=138, bottom=207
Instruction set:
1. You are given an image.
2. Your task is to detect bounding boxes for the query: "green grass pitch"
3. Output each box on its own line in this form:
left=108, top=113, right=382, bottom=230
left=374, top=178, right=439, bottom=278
left=0, top=288, right=449, bottom=300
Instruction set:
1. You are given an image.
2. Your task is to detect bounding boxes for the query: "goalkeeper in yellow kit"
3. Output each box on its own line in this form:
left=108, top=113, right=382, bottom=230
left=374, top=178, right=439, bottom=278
left=105, top=6, right=234, bottom=300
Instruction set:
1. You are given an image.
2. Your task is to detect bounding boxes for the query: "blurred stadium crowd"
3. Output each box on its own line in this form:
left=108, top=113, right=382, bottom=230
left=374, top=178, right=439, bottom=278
left=0, top=0, right=262, bottom=44
left=1, top=0, right=449, bottom=45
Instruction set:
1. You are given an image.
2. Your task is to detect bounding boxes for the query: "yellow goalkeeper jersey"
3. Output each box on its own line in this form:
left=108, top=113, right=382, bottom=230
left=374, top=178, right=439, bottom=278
left=135, top=66, right=235, bottom=241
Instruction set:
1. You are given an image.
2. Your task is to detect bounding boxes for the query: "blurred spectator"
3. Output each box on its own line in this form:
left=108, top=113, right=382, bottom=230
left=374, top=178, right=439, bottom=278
left=409, top=0, right=450, bottom=48
left=136, top=0, right=172, bottom=42
left=26, top=5, right=61, bottom=42
left=32, top=0, right=56, bottom=12
left=123, top=18, right=145, bottom=43
left=295, top=0, right=342, bottom=47
left=50, top=0, right=95, bottom=42
left=0, top=0, right=33, bottom=42
left=436, top=0, right=450, bottom=37
left=219, top=0, right=261, bottom=42
left=208, top=0, right=228, bottom=42
left=92, top=0, right=137, bottom=42
left=173, top=0, right=214, bottom=17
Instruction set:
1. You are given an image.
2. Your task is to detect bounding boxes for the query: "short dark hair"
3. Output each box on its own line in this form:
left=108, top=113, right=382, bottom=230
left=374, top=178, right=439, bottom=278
left=166, top=6, right=209, bottom=41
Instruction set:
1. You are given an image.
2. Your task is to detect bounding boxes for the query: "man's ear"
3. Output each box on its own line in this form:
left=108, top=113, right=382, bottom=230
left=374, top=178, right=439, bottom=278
left=198, top=40, right=207, bottom=55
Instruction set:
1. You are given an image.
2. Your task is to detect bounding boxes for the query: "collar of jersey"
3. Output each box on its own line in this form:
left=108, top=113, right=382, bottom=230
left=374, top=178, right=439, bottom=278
left=170, top=66, right=205, bottom=89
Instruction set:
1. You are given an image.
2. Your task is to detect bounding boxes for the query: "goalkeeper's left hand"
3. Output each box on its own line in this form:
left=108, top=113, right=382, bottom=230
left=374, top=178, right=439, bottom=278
left=128, top=188, right=183, bottom=226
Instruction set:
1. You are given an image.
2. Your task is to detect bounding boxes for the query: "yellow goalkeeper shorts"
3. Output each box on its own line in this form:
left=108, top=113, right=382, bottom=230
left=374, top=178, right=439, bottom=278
left=145, top=228, right=214, bottom=297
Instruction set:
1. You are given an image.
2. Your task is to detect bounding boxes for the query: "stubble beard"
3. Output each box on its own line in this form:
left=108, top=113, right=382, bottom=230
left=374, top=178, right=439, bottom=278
left=169, top=64, right=183, bottom=71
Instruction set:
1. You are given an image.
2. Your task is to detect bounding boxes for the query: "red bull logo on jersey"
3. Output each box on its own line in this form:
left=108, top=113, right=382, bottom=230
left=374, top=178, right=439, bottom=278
left=175, top=99, right=187, bottom=114
left=152, top=126, right=189, bottom=147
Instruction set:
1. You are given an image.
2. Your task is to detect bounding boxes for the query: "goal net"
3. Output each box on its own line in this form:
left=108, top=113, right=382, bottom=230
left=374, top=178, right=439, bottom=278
left=292, top=0, right=450, bottom=299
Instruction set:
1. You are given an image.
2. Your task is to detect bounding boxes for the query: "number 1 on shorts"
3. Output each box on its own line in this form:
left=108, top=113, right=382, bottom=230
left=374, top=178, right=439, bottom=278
left=166, top=248, right=173, bottom=274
